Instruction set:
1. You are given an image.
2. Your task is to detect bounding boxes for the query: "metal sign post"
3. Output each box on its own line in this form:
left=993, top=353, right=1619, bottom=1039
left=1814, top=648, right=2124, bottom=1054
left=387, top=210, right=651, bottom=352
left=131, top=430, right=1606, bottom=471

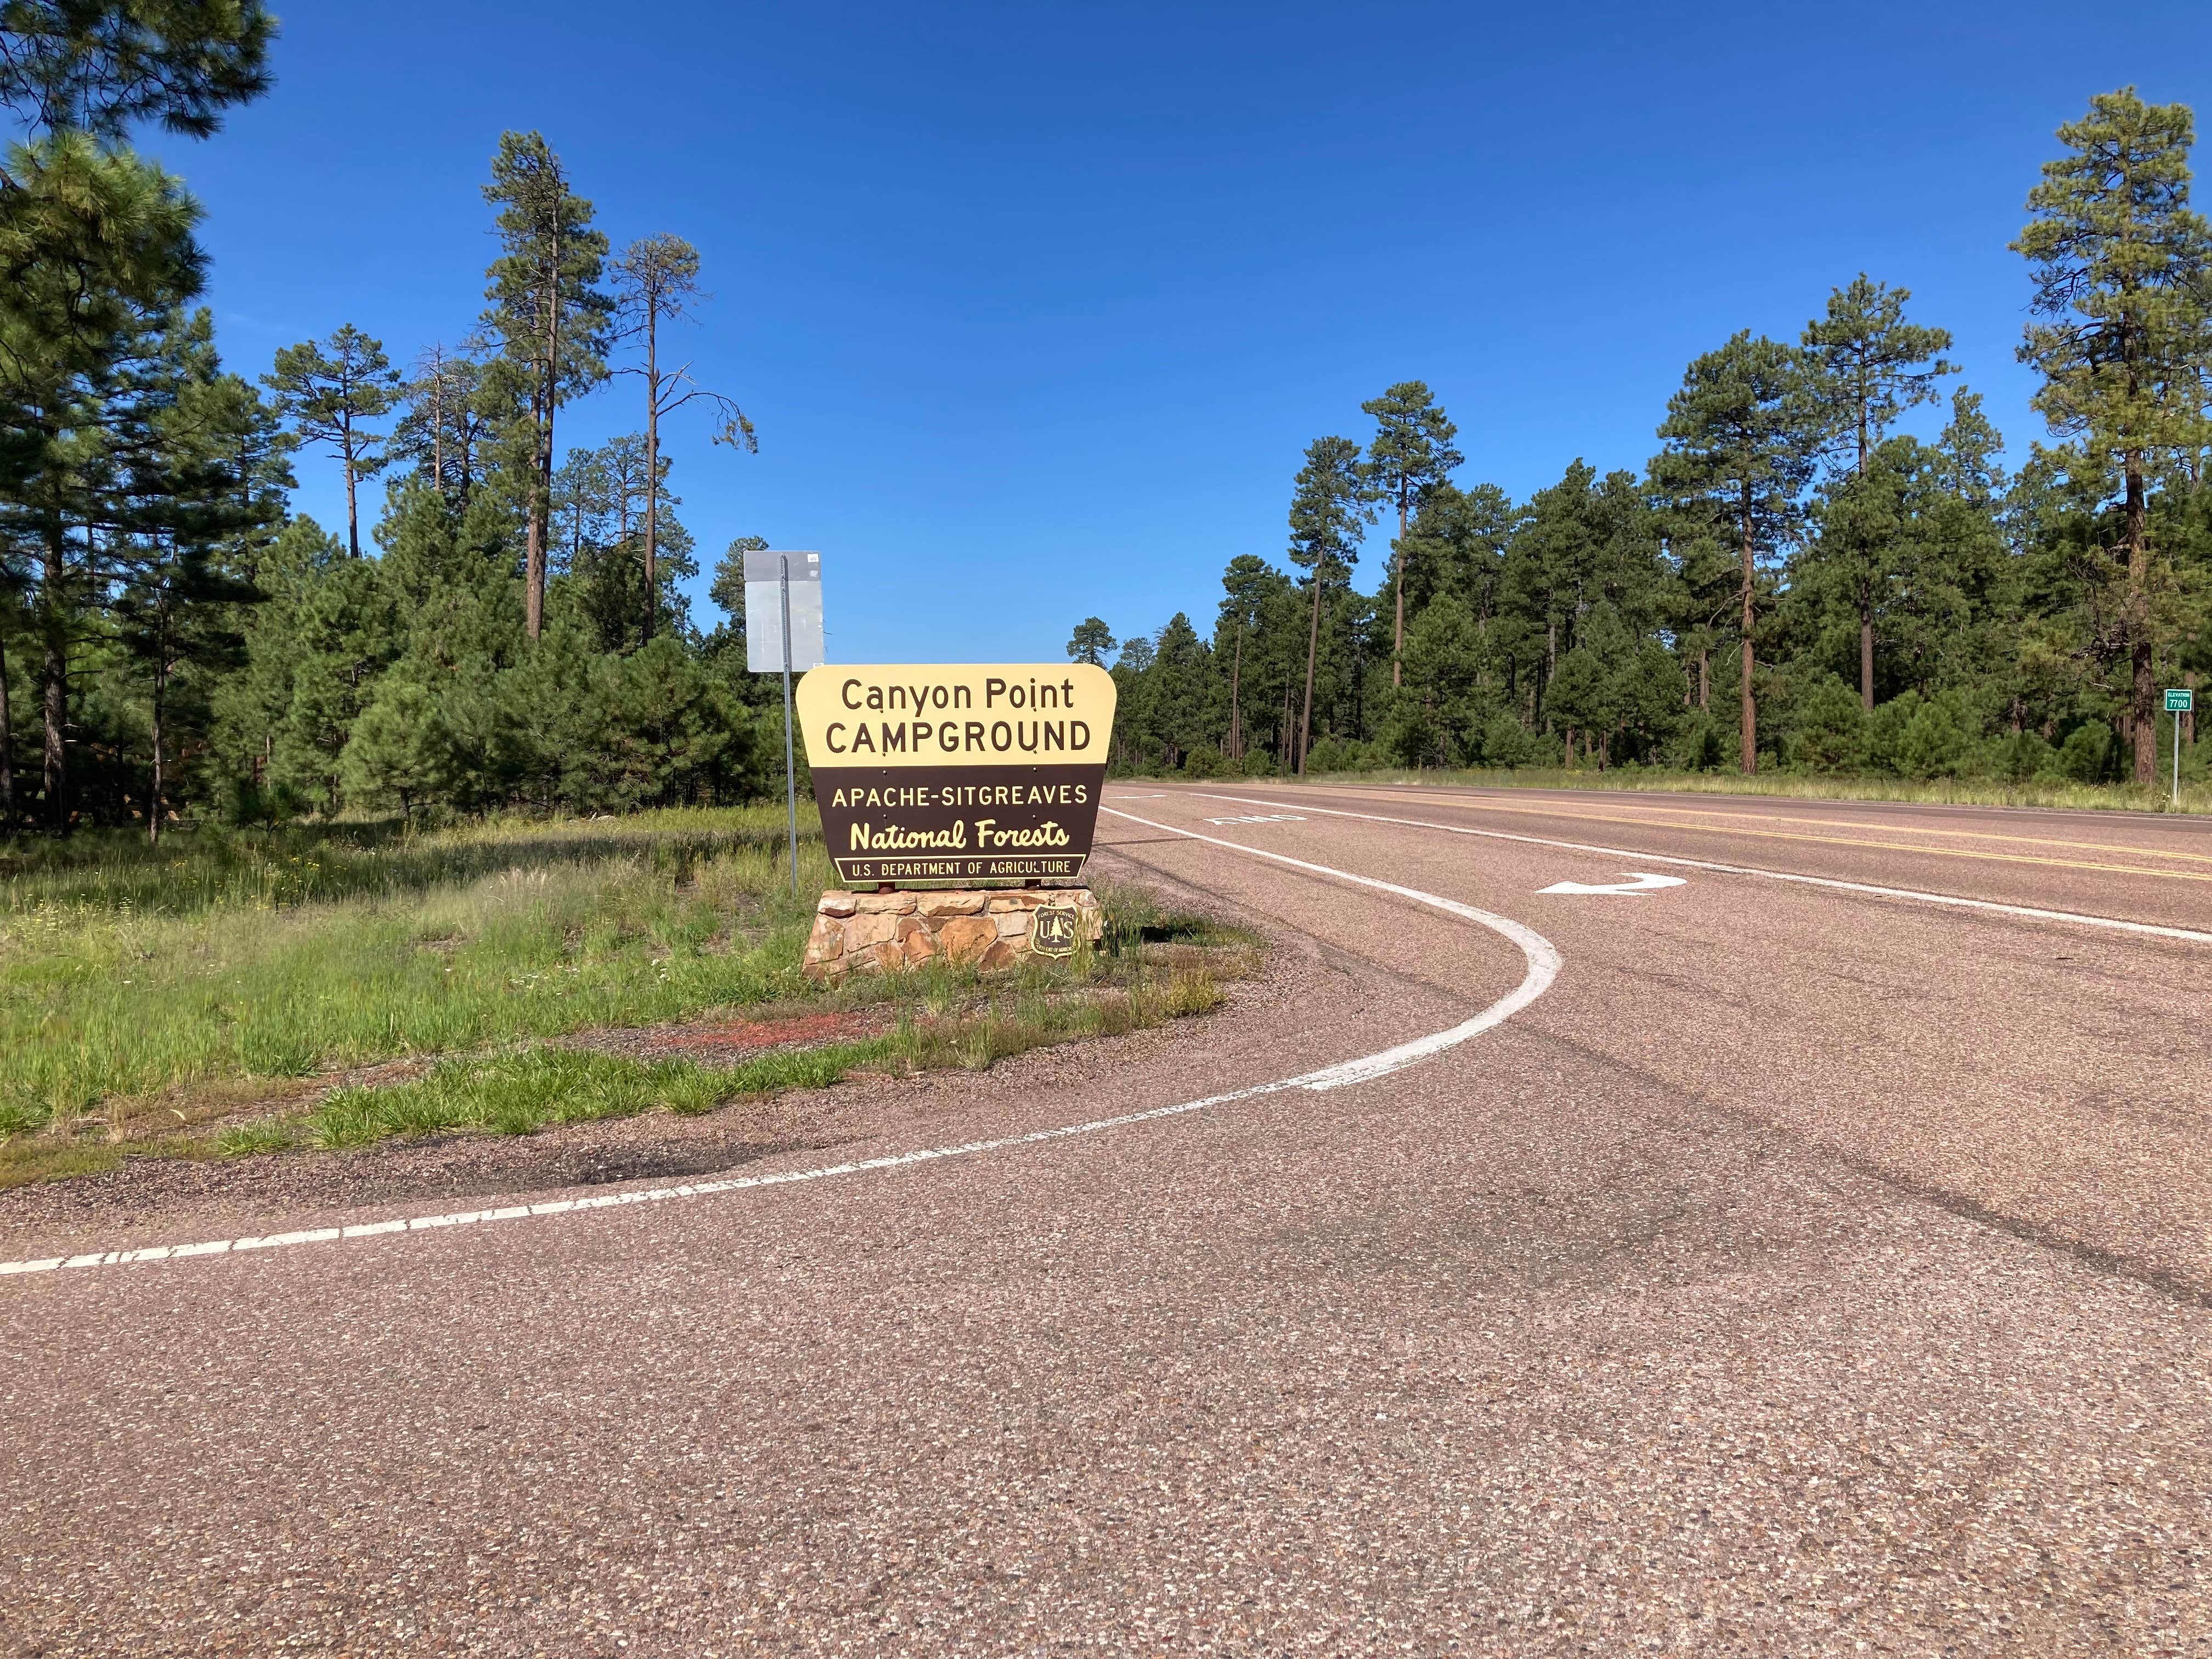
left=781, top=557, right=798, bottom=896
left=746, top=551, right=825, bottom=897
left=2168, top=688, right=2194, bottom=806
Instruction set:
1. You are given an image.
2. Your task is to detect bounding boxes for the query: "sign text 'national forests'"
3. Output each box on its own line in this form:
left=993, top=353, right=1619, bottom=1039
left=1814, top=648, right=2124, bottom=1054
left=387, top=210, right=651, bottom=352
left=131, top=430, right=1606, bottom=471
left=795, top=664, right=1118, bottom=885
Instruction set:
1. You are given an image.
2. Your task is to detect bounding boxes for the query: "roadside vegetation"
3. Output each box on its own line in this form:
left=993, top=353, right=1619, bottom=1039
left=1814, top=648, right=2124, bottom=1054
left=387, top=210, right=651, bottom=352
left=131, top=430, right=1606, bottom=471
left=1289, top=765, right=2212, bottom=815
left=1080, top=91, right=2212, bottom=806
left=0, top=809, right=1251, bottom=1187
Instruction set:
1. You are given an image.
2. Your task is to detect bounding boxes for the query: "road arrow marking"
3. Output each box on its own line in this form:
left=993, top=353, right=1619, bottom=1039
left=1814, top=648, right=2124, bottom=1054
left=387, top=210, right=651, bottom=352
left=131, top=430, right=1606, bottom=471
left=1538, top=872, right=1687, bottom=896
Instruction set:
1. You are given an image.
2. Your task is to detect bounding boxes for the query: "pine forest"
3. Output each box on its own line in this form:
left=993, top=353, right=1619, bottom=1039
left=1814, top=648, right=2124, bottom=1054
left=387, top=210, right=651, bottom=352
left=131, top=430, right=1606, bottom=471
left=3, top=20, right=2210, bottom=838
left=1079, top=90, right=2212, bottom=795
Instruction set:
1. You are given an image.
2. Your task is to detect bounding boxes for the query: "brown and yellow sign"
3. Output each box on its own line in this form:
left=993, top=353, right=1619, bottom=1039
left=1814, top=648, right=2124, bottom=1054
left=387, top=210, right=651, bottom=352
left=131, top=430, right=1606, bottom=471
left=795, top=664, right=1119, bottom=885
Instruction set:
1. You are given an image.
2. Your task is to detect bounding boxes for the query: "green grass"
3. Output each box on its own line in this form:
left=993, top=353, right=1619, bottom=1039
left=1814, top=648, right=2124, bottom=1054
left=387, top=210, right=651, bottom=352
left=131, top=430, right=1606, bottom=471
left=201, top=964, right=1227, bottom=1159
left=1291, top=765, right=2212, bottom=815
left=0, top=807, right=833, bottom=1140
left=0, top=811, right=1253, bottom=1182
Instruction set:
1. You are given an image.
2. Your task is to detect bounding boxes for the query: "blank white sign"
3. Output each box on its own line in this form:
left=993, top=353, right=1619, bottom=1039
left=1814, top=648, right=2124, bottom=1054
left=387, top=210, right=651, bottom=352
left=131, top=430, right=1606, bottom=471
left=744, top=549, right=825, bottom=674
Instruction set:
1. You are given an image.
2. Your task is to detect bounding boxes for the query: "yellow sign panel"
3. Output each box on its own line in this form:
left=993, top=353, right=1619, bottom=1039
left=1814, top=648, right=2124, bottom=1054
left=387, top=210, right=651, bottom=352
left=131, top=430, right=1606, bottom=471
left=795, top=664, right=1120, bottom=885
left=795, top=664, right=1116, bottom=769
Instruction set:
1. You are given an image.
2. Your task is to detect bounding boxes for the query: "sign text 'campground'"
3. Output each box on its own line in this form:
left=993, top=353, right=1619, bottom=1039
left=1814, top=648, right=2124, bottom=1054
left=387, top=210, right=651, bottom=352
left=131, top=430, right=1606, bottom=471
left=795, top=664, right=1118, bottom=885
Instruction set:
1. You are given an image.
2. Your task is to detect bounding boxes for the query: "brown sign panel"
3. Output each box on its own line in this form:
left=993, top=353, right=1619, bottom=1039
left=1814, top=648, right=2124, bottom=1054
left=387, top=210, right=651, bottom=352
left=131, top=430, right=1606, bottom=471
left=795, top=664, right=1119, bottom=886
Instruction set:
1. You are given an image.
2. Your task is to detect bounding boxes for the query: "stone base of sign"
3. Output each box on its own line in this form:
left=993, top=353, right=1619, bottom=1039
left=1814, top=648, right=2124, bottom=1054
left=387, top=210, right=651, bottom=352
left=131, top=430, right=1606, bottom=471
left=802, top=887, right=1105, bottom=981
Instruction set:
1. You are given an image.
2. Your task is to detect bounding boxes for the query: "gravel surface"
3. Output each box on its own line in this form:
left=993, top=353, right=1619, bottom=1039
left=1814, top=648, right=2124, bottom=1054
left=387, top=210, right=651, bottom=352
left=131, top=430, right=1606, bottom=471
left=4, top=783, right=2210, bottom=1655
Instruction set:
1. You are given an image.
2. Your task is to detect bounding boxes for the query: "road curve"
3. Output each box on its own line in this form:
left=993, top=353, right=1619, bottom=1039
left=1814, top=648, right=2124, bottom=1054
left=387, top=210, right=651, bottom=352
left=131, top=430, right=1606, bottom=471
left=4, top=781, right=2211, bottom=1654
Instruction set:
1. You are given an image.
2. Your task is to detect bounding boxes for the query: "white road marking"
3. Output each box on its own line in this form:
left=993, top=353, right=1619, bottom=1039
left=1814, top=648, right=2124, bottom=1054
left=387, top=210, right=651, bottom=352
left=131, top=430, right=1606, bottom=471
left=1192, top=790, right=2212, bottom=946
left=1204, top=813, right=1306, bottom=825
left=1539, top=872, right=1687, bottom=896
left=0, top=816, right=1560, bottom=1282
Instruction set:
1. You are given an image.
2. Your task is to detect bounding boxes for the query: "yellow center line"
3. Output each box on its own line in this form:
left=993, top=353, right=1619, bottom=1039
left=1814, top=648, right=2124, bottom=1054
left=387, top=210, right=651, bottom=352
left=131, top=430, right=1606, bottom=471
left=1297, top=785, right=2212, bottom=885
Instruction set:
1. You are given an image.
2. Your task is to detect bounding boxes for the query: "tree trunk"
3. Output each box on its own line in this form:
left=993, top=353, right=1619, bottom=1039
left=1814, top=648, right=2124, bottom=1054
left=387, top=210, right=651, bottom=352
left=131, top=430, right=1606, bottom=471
left=524, top=375, right=546, bottom=636
left=1739, top=489, right=1757, bottom=775
left=1538, top=616, right=1555, bottom=727
left=642, top=300, right=659, bottom=645
left=1228, top=629, right=1243, bottom=760
left=1698, top=647, right=1709, bottom=712
left=431, top=365, right=445, bottom=500
left=41, top=523, right=67, bottom=833
left=343, top=447, right=360, bottom=559
left=2125, top=456, right=2155, bottom=785
left=1859, top=600, right=1875, bottom=710
left=527, top=201, right=566, bottom=641
left=1299, top=571, right=1323, bottom=775
left=148, top=660, right=164, bottom=847
left=1391, top=482, right=1407, bottom=688
left=0, top=623, right=13, bottom=829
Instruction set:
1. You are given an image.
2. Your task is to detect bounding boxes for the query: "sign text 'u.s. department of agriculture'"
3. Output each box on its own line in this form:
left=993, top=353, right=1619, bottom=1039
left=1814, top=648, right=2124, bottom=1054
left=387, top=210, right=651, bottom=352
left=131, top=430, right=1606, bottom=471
left=795, top=664, right=1118, bottom=885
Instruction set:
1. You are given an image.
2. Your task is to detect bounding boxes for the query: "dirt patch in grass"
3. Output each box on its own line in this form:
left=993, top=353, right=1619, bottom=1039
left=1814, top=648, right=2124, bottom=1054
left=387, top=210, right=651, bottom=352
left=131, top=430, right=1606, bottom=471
left=580, top=1007, right=896, bottom=1063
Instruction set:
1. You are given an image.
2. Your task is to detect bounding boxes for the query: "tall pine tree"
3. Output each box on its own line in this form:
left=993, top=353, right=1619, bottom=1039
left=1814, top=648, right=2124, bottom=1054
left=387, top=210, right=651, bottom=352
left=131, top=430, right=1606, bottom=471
left=1652, top=334, right=1820, bottom=773
left=263, top=325, right=398, bottom=558
left=481, top=132, right=611, bottom=640
left=1286, top=436, right=1370, bottom=774
left=2015, top=87, right=2212, bottom=783
left=1361, top=381, right=1460, bottom=686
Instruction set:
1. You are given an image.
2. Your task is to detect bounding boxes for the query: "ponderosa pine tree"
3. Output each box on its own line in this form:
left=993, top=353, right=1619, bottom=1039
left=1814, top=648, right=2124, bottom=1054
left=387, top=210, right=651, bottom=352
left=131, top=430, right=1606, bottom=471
left=1801, top=276, right=1956, bottom=705
left=0, top=2, right=270, bottom=821
left=1652, top=334, right=1820, bottom=773
left=263, top=324, right=398, bottom=558
left=0, top=135, right=204, bottom=828
left=1215, top=554, right=1273, bottom=759
left=393, top=342, right=490, bottom=509
left=2015, top=87, right=2212, bottom=783
left=553, top=434, right=696, bottom=653
left=612, top=234, right=754, bottom=643
left=1361, top=381, right=1460, bottom=686
left=0, top=2, right=272, bottom=149
left=1802, top=454, right=1906, bottom=708
left=109, top=324, right=266, bottom=842
left=195, top=370, right=294, bottom=582
left=340, top=676, right=453, bottom=823
left=1065, top=617, right=1116, bottom=667
left=1803, top=276, right=1955, bottom=476
left=0, top=504, right=25, bottom=823
left=481, top=132, right=612, bottom=640
left=1286, top=435, right=1370, bottom=773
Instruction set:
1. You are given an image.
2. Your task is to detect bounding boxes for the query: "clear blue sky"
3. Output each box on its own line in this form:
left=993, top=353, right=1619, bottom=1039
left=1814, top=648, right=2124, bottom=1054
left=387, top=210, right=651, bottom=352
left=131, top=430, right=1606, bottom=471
left=150, top=0, right=2212, bottom=664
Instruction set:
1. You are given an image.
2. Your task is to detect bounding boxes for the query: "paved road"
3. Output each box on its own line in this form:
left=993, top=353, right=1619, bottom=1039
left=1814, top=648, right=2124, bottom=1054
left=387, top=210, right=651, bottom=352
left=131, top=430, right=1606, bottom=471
left=7, top=782, right=2212, bottom=1655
